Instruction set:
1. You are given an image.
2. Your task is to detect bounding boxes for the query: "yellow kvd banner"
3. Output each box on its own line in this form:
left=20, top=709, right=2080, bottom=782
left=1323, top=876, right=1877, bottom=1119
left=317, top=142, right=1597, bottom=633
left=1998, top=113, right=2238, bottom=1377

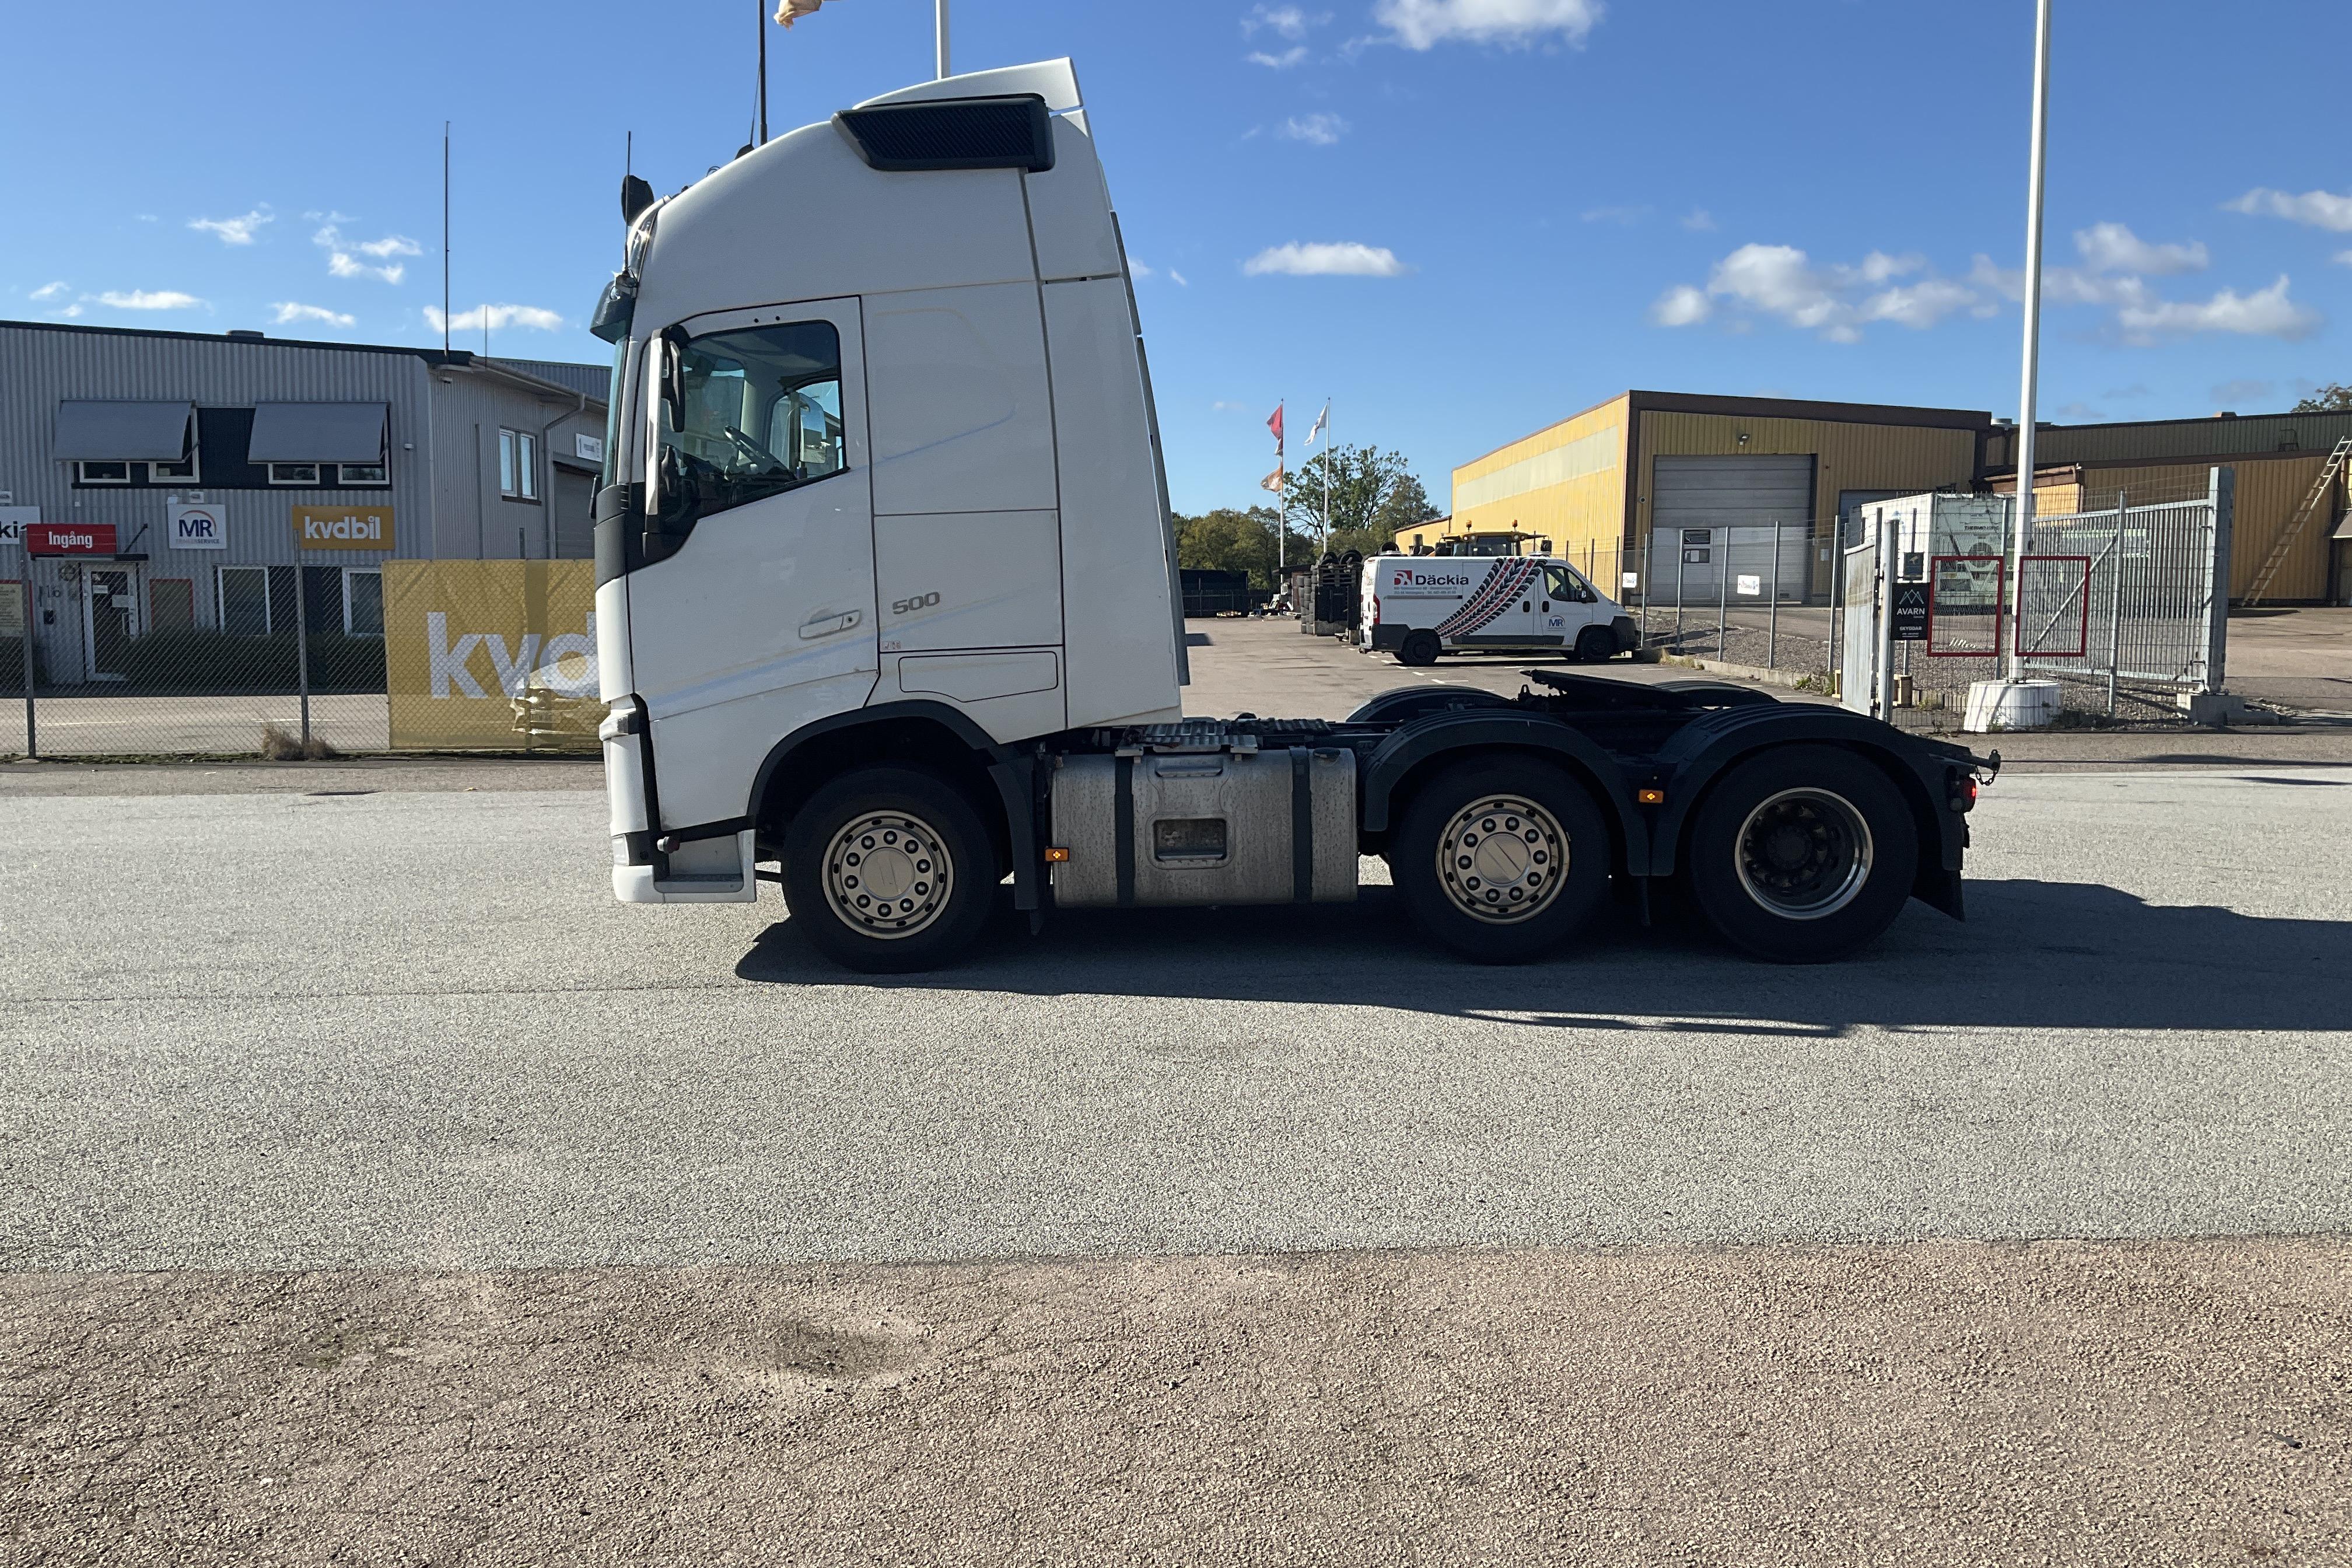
left=383, top=561, right=599, bottom=750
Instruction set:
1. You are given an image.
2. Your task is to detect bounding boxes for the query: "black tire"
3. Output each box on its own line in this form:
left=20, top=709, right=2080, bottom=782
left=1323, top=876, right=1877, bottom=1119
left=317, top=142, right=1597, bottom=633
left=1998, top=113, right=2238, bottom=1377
left=782, top=766, right=999, bottom=973
left=1392, top=756, right=1613, bottom=963
left=1574, top=625, right=1616, bottom=663
left=1682, top=745, right=1917, bottom=963
left=1396, top=629, right=1441, bottom=667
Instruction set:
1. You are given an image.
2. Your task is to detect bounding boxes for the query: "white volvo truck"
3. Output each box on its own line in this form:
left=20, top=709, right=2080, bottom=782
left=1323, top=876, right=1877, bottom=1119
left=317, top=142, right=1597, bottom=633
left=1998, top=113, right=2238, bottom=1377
left=590, top=59, right=1994, bottom=972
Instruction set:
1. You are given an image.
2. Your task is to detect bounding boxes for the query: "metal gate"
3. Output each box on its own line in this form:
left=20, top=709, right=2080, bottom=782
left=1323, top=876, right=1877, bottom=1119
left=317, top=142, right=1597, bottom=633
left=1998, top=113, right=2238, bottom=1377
left=1835, top=472, right=2232, bottom=720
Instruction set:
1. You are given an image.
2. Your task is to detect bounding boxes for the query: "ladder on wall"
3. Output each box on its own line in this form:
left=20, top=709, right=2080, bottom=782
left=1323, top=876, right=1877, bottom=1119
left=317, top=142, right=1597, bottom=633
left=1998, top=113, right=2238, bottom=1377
left=2245, top=435, right=2352, bottom=606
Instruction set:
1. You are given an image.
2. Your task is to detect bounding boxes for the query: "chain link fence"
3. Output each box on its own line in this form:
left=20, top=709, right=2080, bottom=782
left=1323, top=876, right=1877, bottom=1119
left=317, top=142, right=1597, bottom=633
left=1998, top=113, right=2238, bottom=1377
left=0, top=558, right=598, bottom=760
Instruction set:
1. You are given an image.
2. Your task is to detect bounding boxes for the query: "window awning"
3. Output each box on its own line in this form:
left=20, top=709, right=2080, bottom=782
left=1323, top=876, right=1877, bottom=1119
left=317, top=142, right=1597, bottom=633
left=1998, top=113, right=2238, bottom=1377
left=247, top=402, right=388, bottom=463
left=53, top=400, right=194, bottom=461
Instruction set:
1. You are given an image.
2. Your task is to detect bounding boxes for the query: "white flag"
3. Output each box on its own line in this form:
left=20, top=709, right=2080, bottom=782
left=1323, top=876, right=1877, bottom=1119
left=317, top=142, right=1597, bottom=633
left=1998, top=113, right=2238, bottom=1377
left=1308, top=402, right=1328, bottom=444
left=774, top=0, right=830, bottom=25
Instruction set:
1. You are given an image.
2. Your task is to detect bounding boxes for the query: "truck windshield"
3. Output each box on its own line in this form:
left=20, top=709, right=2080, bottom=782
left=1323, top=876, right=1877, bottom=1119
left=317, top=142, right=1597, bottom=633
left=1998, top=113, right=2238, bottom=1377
left=654, top=320, right=845, bottom=528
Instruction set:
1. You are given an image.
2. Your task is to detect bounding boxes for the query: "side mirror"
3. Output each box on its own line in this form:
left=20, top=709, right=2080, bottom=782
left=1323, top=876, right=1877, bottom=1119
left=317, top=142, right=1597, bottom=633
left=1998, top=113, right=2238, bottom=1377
left=659, top=326, right=687, bottom=423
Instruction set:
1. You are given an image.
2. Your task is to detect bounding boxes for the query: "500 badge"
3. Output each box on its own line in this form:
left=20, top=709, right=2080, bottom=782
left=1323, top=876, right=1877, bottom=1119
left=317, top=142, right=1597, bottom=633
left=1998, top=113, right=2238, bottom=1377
left=890, top=590, right=942, bottom=615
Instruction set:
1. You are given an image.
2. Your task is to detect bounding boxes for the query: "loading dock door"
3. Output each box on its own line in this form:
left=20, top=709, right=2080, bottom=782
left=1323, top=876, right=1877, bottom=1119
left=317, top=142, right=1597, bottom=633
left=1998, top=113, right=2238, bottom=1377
left=1648, top=454, right=1816, bottom=604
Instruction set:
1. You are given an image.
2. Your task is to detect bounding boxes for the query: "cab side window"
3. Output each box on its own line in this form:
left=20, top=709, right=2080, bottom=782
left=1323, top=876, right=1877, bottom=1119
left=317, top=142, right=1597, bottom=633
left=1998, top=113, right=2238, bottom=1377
left=654, top=320, right=843, bottom=528
left=1544, top=565, right=1591, bottom=603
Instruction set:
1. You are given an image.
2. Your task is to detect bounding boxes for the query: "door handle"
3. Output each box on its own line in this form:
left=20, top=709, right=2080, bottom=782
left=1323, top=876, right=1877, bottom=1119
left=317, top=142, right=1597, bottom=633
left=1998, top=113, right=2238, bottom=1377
left=797, top=608, right=863, bottom=640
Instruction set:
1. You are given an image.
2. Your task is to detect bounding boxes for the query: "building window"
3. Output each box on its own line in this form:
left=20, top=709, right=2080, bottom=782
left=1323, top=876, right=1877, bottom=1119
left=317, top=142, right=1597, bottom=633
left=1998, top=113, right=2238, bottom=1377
left=500, top=429, right=538, bottom=501
left=337, top=461, right=388, bottom=487
left=268, top=463, right=320, bottom=486
left=75, top=460, right=133, bottom=484
left=342, top=568, right=384, bottom=636
left=150, top=578, right=196, bottom=632
left=218, top=565, right=271, bottom=636
left=153, top=452, right=200, bottom=482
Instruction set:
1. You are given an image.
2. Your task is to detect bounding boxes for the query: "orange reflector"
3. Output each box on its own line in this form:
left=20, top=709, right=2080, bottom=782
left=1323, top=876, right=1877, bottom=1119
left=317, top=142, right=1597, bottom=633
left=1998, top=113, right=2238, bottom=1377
left=1044, top=846, right=1072, bottom=863
left=1636, top=788, right=1665, bottom=806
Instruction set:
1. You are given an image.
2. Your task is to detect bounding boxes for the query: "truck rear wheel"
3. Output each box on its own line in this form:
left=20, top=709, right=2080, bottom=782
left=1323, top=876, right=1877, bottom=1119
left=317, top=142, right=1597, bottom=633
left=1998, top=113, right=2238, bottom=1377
left=1396, top=629, right=1441, bottom=667
left=1392, top=757, right=1611, bottom=963
left=1574, top=626, right=1616, bottom=663
left=783, top=766, right=998, bottom=973
left=1682, top=745, right=1916, bottom=963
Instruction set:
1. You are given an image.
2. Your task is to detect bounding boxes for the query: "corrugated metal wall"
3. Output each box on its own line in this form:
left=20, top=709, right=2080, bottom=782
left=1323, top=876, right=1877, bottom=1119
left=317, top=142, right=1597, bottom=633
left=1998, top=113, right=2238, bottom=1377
left=0, top=323, right=607, bottom=682
left=1634, top=412, right=1978, bottom=594
left=1994, top=409, right=2352, bottom=467
left=1446, top=396, right=1629, bottom=550
left=2057, top=457, right=2337, bottom=601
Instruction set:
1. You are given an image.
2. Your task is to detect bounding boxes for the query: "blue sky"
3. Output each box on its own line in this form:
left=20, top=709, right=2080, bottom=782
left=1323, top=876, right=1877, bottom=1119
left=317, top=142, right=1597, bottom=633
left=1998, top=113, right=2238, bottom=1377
left=6, top=1, right=2351, bottom=514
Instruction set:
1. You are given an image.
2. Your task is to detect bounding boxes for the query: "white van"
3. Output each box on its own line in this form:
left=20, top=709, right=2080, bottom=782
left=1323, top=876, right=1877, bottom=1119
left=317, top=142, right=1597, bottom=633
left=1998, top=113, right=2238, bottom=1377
left=1360, top=551, right=1639, bottom=666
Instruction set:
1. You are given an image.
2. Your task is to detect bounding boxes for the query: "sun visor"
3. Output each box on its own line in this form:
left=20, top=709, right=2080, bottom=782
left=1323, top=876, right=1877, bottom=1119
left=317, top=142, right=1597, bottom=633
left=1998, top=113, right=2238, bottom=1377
left=52, top=400, right=192, bottom=461
left=247, top=402, right=388, bottom=463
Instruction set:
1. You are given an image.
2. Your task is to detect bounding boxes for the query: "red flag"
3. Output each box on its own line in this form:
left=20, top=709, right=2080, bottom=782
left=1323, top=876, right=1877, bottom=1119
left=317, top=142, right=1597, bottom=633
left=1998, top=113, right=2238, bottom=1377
left=1266, top=403, right=1284, bottom=446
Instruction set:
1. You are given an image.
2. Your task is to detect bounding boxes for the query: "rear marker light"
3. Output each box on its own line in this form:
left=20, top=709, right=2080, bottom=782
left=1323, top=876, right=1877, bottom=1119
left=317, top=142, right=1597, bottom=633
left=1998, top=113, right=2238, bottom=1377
left=1636, top=788, right=1665, bottom=806
left=1044, top=846, right=1072, bottom=863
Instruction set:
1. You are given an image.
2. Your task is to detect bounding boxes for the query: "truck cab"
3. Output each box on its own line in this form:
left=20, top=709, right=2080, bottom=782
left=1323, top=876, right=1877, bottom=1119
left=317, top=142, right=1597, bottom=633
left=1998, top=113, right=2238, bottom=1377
left=590, top=59, right=1990, bottom=974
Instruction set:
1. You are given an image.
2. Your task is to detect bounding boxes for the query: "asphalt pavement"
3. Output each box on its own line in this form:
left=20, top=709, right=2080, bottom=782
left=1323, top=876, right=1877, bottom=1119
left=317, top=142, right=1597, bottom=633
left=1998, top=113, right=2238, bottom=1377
left=4, top=627, right=2350, bottom=1564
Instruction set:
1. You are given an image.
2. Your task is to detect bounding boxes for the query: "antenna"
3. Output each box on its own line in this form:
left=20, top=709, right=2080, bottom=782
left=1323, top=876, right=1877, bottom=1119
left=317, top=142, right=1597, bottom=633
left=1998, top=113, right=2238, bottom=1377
left=441, top=122, right=451, bottom=353
left=757, top=0, right=770, bottom=145
left=624, top=131, right=634, bottom=263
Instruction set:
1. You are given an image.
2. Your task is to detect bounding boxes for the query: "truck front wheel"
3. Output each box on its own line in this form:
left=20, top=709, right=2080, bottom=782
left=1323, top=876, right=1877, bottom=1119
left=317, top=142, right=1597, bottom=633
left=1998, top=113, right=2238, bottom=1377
left=1392, top=757, right=1612, bottom=963
left=1682, top=745, right=1917, bottom=963
left=782, top=766, right=998, bottom=973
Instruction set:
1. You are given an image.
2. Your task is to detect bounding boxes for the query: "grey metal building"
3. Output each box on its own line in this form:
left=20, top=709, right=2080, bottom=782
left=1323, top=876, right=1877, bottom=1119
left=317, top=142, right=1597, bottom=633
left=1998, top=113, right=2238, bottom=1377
left=0, top=318, right=607, bottom=685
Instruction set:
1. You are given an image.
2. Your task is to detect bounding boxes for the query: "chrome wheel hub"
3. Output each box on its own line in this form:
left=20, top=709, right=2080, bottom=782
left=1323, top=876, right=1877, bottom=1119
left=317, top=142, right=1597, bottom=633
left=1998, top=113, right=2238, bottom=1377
left=1436, top=794, right=1567, bottom=924
left=822, top=811, right=953, bottom=939
left=1734, top=788, right=1873, bottom=920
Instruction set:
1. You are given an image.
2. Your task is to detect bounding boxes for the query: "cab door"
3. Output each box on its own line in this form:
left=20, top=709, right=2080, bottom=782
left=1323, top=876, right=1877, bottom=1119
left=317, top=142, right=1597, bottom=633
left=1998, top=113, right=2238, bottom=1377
left=1542, top=563, right=1605, bottom=642
left=625, top=297, right=874, bottom=831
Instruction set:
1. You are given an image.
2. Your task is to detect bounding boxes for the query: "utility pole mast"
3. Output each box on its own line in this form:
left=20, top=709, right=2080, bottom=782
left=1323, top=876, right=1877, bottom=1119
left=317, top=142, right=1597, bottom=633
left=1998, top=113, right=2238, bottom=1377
left=936, top=0, right=950, bottom=78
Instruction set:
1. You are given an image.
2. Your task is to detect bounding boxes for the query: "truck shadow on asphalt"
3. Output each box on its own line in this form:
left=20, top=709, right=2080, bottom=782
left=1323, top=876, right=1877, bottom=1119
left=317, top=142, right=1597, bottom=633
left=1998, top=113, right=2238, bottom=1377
left=735, top=879, right=2351, bottom=1035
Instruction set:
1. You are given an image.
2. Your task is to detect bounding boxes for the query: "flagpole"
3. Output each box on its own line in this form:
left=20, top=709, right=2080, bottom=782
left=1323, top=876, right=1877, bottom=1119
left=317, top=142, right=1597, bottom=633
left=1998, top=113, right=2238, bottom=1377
left=936, top=0, right=950, bottom=78
left=1321, top=397, right=1331, bottom=551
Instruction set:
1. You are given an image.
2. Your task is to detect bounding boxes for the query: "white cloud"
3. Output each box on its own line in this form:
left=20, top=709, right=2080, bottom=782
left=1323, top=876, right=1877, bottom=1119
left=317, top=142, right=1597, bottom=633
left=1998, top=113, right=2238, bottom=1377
left=2053, top=402, right=2102, bottom=424
left=314, top=225, right=419, bottom=284
left=1580, top=205, right=1648, bottom=226
left=2115, top=276, right=2319, bottom=344
left=1129, top=258, right=1153, bottom=278
left=29, top=281, right=69, bottom=300
left=1650, top=285, right=1710, bottom=327
left=189, top=207, right=274, bottom=246
left=2335, top=249, right=2352, bottom=268
left=1243, top=241, right=1409, bottom=277
left=1279, top=113, right=1348, bottom=145
left=425, top=302, right=565, bottom=334
left=1246, top=46, right=1308, bottom=67
left=93, top=289, right=204, bottom=310
left=2225, top=187, right=2352, bottom=233
left=1242, top=5, right=1322, bottom=40
left=1168, top=268, right=1189, bottom=286
left=1681, top=208, right=1716, bottom=232
left=1212, top=400, right=1251, bottom=412
left=1376, top=0, right=1602, bottom=51
left=2211, top=378, right=2274, bottom=405
left=2074, top=221, right=2206, bottom=276
left=1660, top=244, right=1968, bottom=340
left=271, top=302, right=357, bottom=328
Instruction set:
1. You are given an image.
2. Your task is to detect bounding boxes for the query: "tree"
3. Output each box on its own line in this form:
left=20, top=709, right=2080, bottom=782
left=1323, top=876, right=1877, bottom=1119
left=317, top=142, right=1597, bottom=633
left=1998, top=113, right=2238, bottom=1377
left=1171, top=505, right=1315, bottom=588
left=1280, top=443, right=1443, bottom=556
left=2291, top=383, right=2352, bottom=413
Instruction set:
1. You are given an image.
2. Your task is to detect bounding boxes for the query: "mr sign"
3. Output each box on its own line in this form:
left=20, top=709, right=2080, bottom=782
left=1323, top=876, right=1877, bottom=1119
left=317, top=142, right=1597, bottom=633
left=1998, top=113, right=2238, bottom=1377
left=171, top=503, right=227, bottom=551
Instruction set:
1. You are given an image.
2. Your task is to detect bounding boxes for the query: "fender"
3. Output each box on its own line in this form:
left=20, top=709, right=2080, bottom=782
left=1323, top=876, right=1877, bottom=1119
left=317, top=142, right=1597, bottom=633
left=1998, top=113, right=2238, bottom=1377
left=1345, top=685, right=1513, bottom=724
left=1646, top=704, right=1975, bottom=894
left=743, top=699, right=1042, bottom=912
left=1358, top=709, right=1648, bottom=872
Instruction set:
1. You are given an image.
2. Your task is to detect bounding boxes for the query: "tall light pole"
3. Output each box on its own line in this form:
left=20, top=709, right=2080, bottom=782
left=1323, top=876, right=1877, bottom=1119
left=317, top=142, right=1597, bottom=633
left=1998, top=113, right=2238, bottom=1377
left=936, top=0, right=950, bottom=78
left=2007, top=0, right=2052, bottom=682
